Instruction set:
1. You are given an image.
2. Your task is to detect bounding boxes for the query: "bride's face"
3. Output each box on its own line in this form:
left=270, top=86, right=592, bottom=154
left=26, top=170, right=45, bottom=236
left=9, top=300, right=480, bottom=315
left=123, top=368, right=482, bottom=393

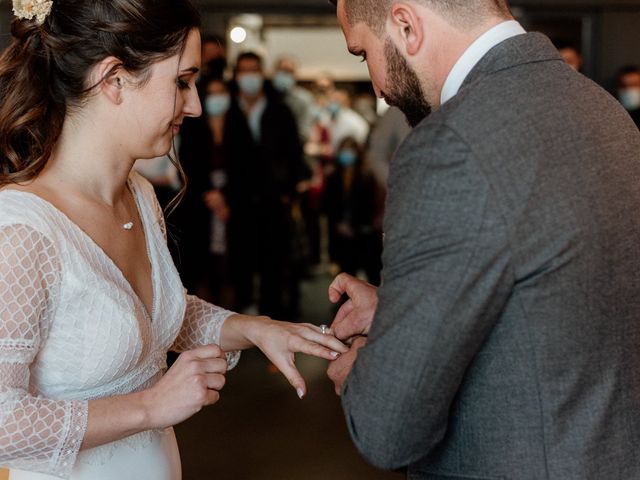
left=126, top=28, right=202, bottom=159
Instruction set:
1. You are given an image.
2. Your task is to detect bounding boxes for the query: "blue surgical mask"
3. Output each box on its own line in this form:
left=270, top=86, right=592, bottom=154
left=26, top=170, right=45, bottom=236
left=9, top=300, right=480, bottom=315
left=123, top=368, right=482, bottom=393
left=205, top=94, right=230, bottom=117
left=337, top=150, right=357, bottom=167
left=273, top=71, right=296, bottom=92
left=327, top=101, right=341, bottom=116
left=237, top=73, right=263, bottom=96
left=619, top=88, right=640, bottom=111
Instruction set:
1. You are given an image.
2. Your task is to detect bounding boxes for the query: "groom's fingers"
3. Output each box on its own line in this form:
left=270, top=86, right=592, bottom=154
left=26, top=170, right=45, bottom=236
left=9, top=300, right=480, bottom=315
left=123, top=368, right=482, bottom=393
left=332, top=298, right=354, bottom=327
left=327, top=335, right=368, bottom=395
left=334, top=301, right=369, bottom=341
left=328, top=272, right=356, bottom=303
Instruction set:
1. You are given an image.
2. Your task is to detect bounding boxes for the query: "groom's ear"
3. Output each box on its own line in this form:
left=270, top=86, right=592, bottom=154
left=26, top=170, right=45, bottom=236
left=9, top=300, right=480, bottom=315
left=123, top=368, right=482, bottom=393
left=387, top=2, right=424, bottom=56
left=95, top=57, right=127, bottom=105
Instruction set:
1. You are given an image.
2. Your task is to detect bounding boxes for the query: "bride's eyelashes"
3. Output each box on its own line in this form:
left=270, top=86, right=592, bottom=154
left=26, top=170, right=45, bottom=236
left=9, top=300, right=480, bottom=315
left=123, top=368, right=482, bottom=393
left=176, top=77, right=190, bottom=90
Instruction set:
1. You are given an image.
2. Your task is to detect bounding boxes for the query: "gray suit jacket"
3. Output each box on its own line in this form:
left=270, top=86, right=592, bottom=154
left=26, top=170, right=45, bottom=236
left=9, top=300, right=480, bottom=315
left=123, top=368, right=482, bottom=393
left=341, top=33, right=640, bottom=479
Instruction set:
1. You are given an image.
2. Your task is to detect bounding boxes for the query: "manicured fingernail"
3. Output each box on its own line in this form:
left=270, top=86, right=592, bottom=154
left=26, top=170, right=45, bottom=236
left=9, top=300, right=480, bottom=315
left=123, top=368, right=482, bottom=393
left=297, top=388, right=305, bottom=399
left=331, top=351, right=340, bottom=358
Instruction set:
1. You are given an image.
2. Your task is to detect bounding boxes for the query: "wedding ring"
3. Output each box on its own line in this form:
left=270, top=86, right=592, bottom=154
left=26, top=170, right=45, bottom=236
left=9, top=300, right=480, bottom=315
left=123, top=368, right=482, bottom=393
left=320, top=324, right=329, bottom=335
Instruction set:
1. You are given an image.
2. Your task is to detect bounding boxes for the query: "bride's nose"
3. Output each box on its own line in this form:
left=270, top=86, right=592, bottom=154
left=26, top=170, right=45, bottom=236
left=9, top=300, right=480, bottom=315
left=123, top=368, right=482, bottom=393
left=183, top=87, right=202, bottom=118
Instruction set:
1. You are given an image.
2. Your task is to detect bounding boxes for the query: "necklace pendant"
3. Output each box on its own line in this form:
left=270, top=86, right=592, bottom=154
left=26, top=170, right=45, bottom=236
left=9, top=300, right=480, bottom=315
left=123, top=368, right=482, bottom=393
left=122, top=222, right=134, bottom=230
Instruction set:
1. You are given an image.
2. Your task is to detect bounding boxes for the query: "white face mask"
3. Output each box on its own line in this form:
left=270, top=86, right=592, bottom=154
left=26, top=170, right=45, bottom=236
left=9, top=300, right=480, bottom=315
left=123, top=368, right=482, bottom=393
left=205, top=94, right=230, bottom=117
left=272, top=71, right=295, bottom=92
left=237, top=73, right=263, bottom=96
left=619, top=87, right=640, bottom=111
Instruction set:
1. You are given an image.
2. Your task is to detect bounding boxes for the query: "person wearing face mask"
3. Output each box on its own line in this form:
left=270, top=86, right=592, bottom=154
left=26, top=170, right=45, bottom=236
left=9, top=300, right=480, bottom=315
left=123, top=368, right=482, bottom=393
left=322, top=137, right=383, bottom=285
left=200, top=34, right=228, bottom=82
left=203, top=77, right=233, bottom=306
left=551, top=38, right=582, bottom=73
left=617, top=65, right=640, bottom=129
left=273, top=57, right=327, bottom=271
left=171, top=76, right=232, bottom=300
left=272, top=56, right=315, bottom=144
left=224, top=51, right=310, bottom=319
left=167, top=76, right=229, bottom=296
left=325, top=89, right=370, bottom=154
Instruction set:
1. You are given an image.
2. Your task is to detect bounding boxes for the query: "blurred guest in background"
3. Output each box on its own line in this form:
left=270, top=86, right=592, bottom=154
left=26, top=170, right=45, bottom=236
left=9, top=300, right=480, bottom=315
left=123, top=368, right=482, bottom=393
left=137, top=76, right=233, bottom=303
left=225, top=51, right=308, bottom=319
left=173, top=98, right=217, bottom=297
left=201, top=76, right=233, bottom=306
left=271, top=57, right=322, bottom=279
left=168, top=34, right=228, bottom=298
left=200, top=33, right=227, bottom=82
left=299, top=75, right=338, bottom=267
left=552, top=38, right=582, bottom=72
left=323, top=137, right=382, bottom=285
left=272, top=56, right=316, bottom=144
left=367, top=104, right=411, bottom=191
left=617, top=65, right=640, bottom=128
left=325, top=88, right=370, bottom=151
left=352, top=92, right=379, bottom=126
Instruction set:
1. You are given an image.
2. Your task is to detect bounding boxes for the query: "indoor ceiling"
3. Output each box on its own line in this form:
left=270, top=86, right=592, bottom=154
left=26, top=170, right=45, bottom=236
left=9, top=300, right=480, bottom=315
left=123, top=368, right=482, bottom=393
left=193, top=0, right=640, bottom=15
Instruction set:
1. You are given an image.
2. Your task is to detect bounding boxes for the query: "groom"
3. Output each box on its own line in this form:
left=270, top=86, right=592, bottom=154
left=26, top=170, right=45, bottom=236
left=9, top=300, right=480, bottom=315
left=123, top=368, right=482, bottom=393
left=326, top=0, right=640, bottom=478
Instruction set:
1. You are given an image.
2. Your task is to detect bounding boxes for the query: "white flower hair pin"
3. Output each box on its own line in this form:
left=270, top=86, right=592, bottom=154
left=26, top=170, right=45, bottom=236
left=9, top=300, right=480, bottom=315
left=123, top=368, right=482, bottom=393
left=13, top=0, right=53, bottom=24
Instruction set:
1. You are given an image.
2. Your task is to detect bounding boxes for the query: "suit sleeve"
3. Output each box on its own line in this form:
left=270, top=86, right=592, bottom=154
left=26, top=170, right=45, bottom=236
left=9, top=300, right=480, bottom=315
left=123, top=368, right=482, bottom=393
left=341, top=123, right=514, bottom=470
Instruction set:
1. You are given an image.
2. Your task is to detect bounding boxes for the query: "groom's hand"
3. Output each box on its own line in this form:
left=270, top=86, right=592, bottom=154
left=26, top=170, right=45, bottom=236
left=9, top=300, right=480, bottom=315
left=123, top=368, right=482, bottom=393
left=327, top=335, right=367, bottom=395
left=328, top=273, right=378, bottom=342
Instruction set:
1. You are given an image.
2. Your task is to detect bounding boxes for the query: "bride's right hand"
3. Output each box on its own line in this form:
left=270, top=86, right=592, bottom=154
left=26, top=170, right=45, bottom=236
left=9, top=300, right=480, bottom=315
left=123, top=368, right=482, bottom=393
left=143, top=344, right=227, bottom=429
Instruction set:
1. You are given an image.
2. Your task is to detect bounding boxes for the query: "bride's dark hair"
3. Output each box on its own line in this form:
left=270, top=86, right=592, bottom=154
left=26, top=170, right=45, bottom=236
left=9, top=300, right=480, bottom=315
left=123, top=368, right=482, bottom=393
left=0, top=0, right=201, bottom=187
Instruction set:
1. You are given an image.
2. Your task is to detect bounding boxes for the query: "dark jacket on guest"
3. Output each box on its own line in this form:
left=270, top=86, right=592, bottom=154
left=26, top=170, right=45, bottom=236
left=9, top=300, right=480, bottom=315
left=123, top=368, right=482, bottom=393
left=223, top=83, right=308, bottom=316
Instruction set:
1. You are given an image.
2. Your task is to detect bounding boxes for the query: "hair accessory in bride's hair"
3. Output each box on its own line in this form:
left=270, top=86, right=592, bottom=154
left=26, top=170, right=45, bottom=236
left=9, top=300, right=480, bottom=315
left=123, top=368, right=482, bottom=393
left=12, top=0, right=53, bottom=24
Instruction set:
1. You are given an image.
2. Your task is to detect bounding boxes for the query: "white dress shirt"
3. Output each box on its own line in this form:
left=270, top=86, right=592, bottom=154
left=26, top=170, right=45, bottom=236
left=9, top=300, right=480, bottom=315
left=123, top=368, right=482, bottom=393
left=440, top=20, right=526, bottom=105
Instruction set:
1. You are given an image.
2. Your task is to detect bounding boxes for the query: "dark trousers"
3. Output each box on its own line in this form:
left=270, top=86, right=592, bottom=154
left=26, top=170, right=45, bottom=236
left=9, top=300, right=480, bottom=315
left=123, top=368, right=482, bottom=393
left=229, top=206, right=292, bottom=319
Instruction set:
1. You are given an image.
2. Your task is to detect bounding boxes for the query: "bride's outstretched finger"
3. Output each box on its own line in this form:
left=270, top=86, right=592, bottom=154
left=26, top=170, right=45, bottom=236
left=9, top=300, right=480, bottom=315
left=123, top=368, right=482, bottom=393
left=270, top=354, right=307, bottom=399
left=291, top=337, right=343, bottom=361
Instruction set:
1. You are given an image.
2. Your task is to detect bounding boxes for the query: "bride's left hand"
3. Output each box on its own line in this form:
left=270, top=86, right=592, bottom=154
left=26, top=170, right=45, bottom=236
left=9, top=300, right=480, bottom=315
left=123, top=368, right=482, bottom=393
left=247, top=318, right=349, bottom=398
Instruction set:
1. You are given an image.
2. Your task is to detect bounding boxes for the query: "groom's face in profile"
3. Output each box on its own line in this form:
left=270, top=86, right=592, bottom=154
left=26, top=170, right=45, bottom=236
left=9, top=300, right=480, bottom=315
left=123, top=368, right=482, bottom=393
left=336, top=0, right=431, bottom=127
left=382, top=37, right=431, bottom=127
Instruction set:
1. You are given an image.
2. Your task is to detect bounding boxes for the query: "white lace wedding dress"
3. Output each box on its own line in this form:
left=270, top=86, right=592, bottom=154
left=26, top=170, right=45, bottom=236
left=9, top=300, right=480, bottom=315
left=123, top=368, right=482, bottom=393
left=0, top=172, right=240, bottom=479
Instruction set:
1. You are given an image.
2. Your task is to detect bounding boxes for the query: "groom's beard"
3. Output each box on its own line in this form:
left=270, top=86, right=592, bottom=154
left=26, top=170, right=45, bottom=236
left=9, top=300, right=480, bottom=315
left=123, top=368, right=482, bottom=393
left=383, top=39, right=432, bottom=128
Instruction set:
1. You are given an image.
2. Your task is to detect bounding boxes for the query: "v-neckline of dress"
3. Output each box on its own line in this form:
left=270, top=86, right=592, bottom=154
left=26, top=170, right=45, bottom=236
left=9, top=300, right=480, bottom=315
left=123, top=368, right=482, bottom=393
left=1, top=178, right=157, bottom=322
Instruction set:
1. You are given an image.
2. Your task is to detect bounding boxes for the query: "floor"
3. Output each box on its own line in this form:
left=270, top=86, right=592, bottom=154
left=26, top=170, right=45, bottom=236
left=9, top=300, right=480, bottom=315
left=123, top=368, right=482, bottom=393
left=174, top=272, right=404, bottom=480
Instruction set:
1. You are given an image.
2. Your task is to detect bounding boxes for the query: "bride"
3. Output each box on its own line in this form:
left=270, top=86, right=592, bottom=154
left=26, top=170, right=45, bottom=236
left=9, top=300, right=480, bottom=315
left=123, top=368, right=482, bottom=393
left=0, top=0, right=347, bottom=479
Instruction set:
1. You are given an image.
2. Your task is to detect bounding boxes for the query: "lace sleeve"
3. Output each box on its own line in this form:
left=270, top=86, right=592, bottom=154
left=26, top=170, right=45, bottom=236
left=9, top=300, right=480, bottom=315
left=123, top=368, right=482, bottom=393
left=171, top=294, right=240, bottom=369
left=0, top=224, right=88, bottom=479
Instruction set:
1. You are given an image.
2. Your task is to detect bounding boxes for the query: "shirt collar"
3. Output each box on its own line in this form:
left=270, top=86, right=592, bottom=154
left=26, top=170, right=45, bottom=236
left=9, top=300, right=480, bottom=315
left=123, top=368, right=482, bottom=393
left=440, top=20, right=526, bottom=105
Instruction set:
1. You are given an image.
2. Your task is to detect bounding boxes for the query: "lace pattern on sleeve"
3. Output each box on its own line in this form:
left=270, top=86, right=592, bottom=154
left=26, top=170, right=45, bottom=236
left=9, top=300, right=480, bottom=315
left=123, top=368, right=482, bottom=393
left=0, top=224, right=89, bottom=478
left=172, top=294, right=240, bottom=369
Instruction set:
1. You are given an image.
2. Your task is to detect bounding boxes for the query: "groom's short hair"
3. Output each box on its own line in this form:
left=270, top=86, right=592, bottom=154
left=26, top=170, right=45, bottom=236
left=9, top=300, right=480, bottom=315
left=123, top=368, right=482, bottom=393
left=331, top=0, right=512, bottom=36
